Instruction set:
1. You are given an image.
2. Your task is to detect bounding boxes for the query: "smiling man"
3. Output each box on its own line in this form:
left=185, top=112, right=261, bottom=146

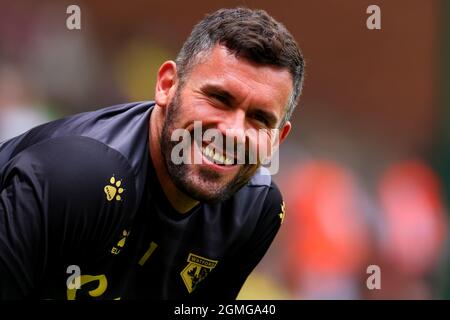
left=0, top=7, right=304, bottom=299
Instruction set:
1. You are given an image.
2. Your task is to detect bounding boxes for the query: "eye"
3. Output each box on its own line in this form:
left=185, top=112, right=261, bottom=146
left=253, top=115, right=269, bottom=127
left=210, top=93, right=227, bottom=104
left=252, top=113, right=270, bottom=127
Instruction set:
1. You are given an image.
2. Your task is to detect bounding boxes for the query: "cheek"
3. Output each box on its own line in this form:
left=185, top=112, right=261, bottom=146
left=259, top=137, right=273, bottom=158
left=194, top=106, right=229, bottom=129
left=248, top=132, right=274, bottom=162
left=180, top=96, right=213, bottom=119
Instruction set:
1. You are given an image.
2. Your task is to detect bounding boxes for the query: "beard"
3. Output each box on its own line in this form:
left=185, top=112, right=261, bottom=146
left=160, top=89, right=258, bottom=203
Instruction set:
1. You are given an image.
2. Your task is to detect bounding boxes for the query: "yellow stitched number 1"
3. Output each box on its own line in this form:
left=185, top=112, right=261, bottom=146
left=138, top=242, right=158, bottom=266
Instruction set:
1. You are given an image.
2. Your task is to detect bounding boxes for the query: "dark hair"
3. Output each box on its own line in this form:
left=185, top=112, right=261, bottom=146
left=175, top=7, right=305, bottom=126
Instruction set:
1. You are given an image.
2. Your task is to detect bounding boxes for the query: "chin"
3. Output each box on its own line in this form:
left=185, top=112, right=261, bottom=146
left=181, top=177, right=234, bottom=203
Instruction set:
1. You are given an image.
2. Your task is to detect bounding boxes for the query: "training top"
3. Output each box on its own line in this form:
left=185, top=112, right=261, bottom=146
left=0, top=101, right=285, bottom=300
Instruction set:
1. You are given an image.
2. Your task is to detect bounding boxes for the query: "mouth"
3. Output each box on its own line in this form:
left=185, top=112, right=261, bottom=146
left=201, top=144, right=236, bottom=166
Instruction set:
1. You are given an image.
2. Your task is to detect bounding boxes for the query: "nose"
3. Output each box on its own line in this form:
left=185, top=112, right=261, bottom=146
left=216, top=109, right=247, bottom=145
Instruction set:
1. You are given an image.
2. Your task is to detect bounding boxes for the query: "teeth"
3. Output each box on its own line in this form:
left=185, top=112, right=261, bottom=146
left=202, top=146, right=234, bottom=165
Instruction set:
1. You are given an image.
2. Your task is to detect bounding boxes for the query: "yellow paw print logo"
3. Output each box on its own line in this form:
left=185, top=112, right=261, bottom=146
left=104, top=176, right=124, bottom=202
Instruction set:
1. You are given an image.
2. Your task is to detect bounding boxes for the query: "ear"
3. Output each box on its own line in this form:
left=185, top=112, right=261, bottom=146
left=155, top=61, right=177, bottom=108
left=268, top=121, right=291, bottom=157
left=278, top=121, right=291, bottom=145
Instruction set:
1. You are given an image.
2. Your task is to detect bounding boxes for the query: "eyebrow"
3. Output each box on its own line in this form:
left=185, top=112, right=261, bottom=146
left=200, top=84, right=280, bottom=127
left=201, top=84, right=237, bottom=105
left=253, top=109, right=279, bottom=128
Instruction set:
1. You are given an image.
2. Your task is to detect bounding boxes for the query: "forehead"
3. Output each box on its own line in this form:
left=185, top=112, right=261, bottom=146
left=185, top=45, right=293, bottom=113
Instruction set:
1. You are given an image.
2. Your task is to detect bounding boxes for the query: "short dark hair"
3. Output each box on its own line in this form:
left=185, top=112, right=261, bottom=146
left=175, top=7, right=305, bottom=126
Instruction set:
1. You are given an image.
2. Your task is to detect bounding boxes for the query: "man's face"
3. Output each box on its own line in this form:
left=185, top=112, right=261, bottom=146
left=160, top=45, right=292, bottom=203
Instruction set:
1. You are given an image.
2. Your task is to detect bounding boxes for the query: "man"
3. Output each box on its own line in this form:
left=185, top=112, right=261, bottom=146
left=0, top=7, right=304, bottom=299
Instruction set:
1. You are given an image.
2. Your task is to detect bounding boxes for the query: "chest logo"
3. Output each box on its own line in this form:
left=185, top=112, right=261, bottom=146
left=279, top=201, right=286, bottom=224
left=104, top=176, right=124, bottom=201
left=111, top=230, right=130, bottom=255
left=180, top=253, right=218, bottom=293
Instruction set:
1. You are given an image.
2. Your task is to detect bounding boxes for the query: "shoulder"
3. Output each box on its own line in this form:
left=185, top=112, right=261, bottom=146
left=255, top=179, right=284, bottom=226
left=242, top=167, right=283, bottom=211
left=2, top=135, right=138, bottom=211
left=5, top=135, right=134, bottom=178
left=4, top=135, right=140, bottom=250
left=1, top=101, right=154, bottom=177
left=230, top=167, right=284, bottom=226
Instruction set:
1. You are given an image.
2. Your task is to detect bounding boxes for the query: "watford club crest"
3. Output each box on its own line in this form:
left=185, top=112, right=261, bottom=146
left=180, top=253, right=218, bottom=293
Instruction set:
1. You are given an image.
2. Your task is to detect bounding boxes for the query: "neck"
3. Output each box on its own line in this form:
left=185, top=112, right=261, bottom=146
left=149, top=105, right=199, bottom=214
